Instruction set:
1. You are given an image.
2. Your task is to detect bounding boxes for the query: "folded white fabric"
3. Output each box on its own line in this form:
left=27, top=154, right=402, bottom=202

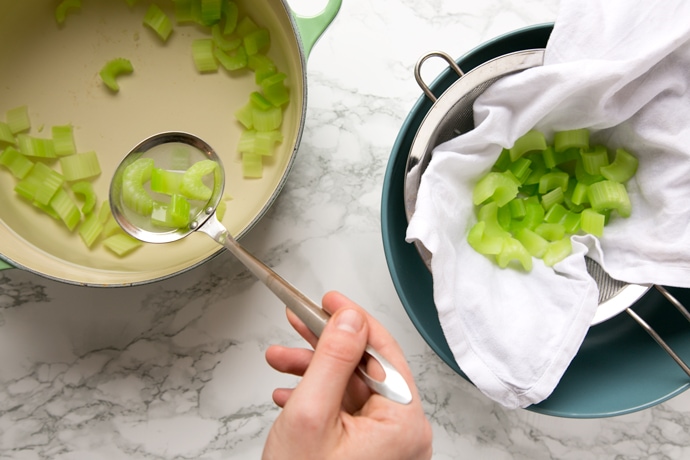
left=406, top=0, right=690, bottom=408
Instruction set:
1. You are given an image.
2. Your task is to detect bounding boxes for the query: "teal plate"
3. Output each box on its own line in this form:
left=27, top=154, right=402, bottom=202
left=381, top=24, right=690, bottom=418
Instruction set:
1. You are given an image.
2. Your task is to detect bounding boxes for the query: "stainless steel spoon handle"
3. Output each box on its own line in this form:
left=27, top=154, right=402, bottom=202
left=198, top=214, right=413, bottom=405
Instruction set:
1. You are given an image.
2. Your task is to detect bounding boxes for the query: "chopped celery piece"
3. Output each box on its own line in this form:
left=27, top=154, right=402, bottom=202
left=574, top=157, right=604, bottom=185
left=581, top=208, right=606, bottom=237
left=173, top=0, right=194, bottom=23
left=508, top=157, right=532, bottom=183
left=496, top=237, right=532, bottom=271
left=0, top=146, right=34, bottom=179
left=467, top=221, right=505, bottom=255
left=52, top=125, right=77, bottom=157
left=16, top=134, right=56, bottom=158
left=562, top=211, right=581, bottom=234
left=7, top=105, right=30, bottom=134
left=571, top=181, right=590, bottom=205
left=102, top=215, right=122, bottom=238
left=588, top=180, right=632, bottom=217
left=59, top=151, right=101, bottom=181
left=554, top=128, right=589, bottom=152
left=236, top=16, right=258, bottom=37
left=543, top=237, right=572, bottom=267
left=50, top=187, right=81, bottom=231
left=252, top=106, right=282, bottom=132
left=250, top=91, right=273, bottom=110
left=34, top=165, right=65, bottom=206
left=544, top=203, right=567, bottom=224
left=214, top=45, right=247, bottom=71
left=100, top=58, right=134, bottom=92
left=580, top=145, right=609, bottom=175
left=515, top=227, right=548, bottom=258
left=472, top=171, right=519, bottom=207
left=600, top=148, right=638, bottom=183
left=151, top=168, right=184, bottom=195
left=249, top=54, right=277, bottom=83
left=523, top=152, right=547, bottom=185
left=200, top=0, right=222, bottom=25
left=234, top=101, right=254, bottom=129
left=538, top=170, right=569, bottom=194
left=509, top=130, right=547, bottom=162
left=542, top=146, right=579, bottom=169
left=243, top=29, right=270, bottom=56
left=492, top=149, right=512, bottom=172
left=212, top=24, right=241, bottom=51
left=98, top=200, right=112, bottom=224
left=223, top=1, right=239, bottom=34
left=540, top=186, right=564, bottom=211
left=242, top=152, right=263, bottom=178
left=122, top=157, right=155, bottom=216
left=71, top=181, right=97, bottom=214
left=78, top=212, right=103, bottom=248
left=55, top=0, right=81, bottom=25
left=0, top=122, right=15, bottom=146
left=192, top=39, right=218, bottom=73
left=103, top=233, right=142, bottom=257
left=508, top=198, right=526, bottom=219
left=151, top=194, right=191, bottom=228
left=180, top=159, right=217, bottom=200
left=239, top=129, right=284, bottom=156
left=261, top=72, right=290, bottom=107
left=535, top=222, right=566, bottom=242
left=144, top=4, right=173, bottom=41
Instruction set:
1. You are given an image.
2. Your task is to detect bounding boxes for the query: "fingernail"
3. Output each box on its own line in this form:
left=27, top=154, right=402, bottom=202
left=334, top=309, right=364, bottom=334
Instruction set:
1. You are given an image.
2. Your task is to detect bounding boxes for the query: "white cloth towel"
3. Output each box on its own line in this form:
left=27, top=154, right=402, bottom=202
left=406, top=0, right=690, bottom=408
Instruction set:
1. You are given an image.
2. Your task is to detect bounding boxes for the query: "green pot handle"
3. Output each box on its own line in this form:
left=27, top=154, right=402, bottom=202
left=290, top=0, right=342, bottom=59
left=0, top=259, right=13, bottom=271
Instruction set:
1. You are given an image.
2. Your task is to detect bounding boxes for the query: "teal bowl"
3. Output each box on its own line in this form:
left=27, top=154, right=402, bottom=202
left=381, top=23, right=690, bottom=418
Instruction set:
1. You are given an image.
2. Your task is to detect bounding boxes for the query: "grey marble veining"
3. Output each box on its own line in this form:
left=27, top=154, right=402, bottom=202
left=2, top=0, right=690, bottom=458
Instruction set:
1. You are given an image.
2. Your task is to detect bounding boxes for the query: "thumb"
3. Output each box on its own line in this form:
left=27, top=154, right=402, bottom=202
left=287, top=308, right=368, bottom=420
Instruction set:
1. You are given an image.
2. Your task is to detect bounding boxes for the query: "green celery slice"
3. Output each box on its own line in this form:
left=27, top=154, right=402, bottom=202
left=234, top=101, right=254, bottom=129
left=59, top=151, right=101, bottom=181
left=544, top=203, right=568, bottom=224
left=236, top=16, right=258, bottom=37
left=540, top=186, right=564, bottom=211
left=543, top=237, right=572, bottom=267
left=50, top=187, right=81, bottom=231
left=192, top=39, right=219, bottom=73
left=467, top=221, right=505, bottom=255
left=249, top=54, right=277, bottom=84
left=100, top=58, right=134, bottom=92
left=16, top=134, right=56, bottom=159
left=200, top=0, right=222, bottom=25
left=581, top=208, right=606, bottom=237
left=151, top=194, right=191, bottom=228
left=575, top=157, right=605, bottom=185
left=34, top=165, right=65, bottom=206
left=173, top=0, right=194, bottom=23
left=252, top=106, right=282, bottom=132
left=150, top=168, right=184, bottom=195
left=250, top=91, right=273, bottom=110
left=534, top=222, right=566, bottom=242
left=496, top=237, right=532, bottom=271
left=508, top=157, right=532, bottom=183
left=7, top=105, right=31, bottom=134
left=223, top=1, right=239, bottom=34
left=0, top=146, right=34, bottom=179
left=542, top=146, right=579, bottom=169
left=211, top=24, right=241, bottom=51
left=242, top=152, right=263, bottom=178
left=261, top=72, right=290, bottom=107
left=0, top=122, right=15, bottom=146
left=509, top=200, right=544, bottom=233
left=180, top=159, right=217, bottom=200
left=562, top=211, right=581, bottom=234
left=580, top=145, right=609, bottom=175
left=587, top=180, right=632, bottom=217
left=538, top=170, right=569, bottom=194
left=600, top=148, right=638, bottom=183
left=103, top=232, right=142, bottom=256
left=472, top=171, right=519, bottom=207
left=55, top=0, right=82, bottom=24
left=571, top=181, right=590, bottom=205
left=515, top=227, right=549, bottom=258
left=52, top=125, right=77, bottom=157
left=71, top=181, right=97, bottom=214
left=214, top=45, right=247, bottom=71
left=508, top=198, right=526, bottom=219
left=122, top=157, right=155, bottom=216
left=509, top=130, right=546, bottom=162
left=144, top=4, right=173, bottom=41
left=554, top=128, right=589, bottom=152
left=522, top=152, right=547, bottom=185
left=78, top=212, right=103, bottom=248
left=243, top=28, right=270, bottom=55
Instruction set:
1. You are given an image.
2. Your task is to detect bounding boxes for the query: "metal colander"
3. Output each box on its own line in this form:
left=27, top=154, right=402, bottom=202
left=403, top=49, right=690, bottom=376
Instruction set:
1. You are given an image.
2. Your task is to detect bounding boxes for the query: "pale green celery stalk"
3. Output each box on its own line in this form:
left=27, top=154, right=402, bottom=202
left=242, top=152, right=263, bottom=178
left=17, top=134, right=56, bottom=159
left=580, top=208, right=605, bottom=237
left=100, top=58, right=134, bottom=92
left=587, top=180, right=632, bottom=217
left=234, top=102, right=254, bottom=129
left=201, top=0, right=222, bottom=25
left=7, top=105, right=30, bottom=134
left=78, top=212, right=103, bottom=248
left=52, top=125, right=77, bottom=157
left=509, top=200, right=544, bottom=233
left=472, top=171, right=519, bottom=207
left=600, top=148, right=638, bottom=183
left=180, top=160, right=217, bottom=200
left=249, top=54, right=277, bottom=84
left=15, top=162, right=52, bottom=201
left=144, top=4, right=173, bottom=41
left=543, top=237, right=572, bottom=267
left=55, top=0, right=81, bottom=24
left=496, top=237, right=532, bottom=271
left=243, top=29, right=270, bottom=56
left=580, top=145, right=609, bottom=175
left=252, top=106, right=282, bottom=132
left=103, top=233, right=142, bottom=256
left=151, top=194, right=191, bottom=228
left=238, top=130, right=257, bottom=153
left=515, top=227, right=548, bottom=258
left=554, top=128, right=589, bottom=152
left=122, top=157, right=155, bottom=216
left=540, top=186, right=564, bottom=211
left=562, top=211, right=581, bottom=233
left=222, top=0, right=239, bottom=34
left=236, top=16, right=258, bottom=37
left=59, top=151, right=101, bottom=181
left=151, top=168, right=184, bottom=195
left=508, top=198, right=526, bottom=219
left=544, top=203, right=567, bottom=224
left=508, top=157, right=532, bottom=184
left=0, top=122, right=14, bottom=145
left=255, top=131, right=282, bottom=156
left=261, top=72, right=290, bottom=107
left=214, top=45, right=247, bottom=71
left=571, top=181, right=590, bottom=205
left=0, top=146, right=34, bottom=179
left=467, top=221, right=505, bottom=256
left=34, top=165, right=65, bottom=206
left=509, top=130, right=547, bottom=162
left=538, top=170, right=569, bottom=194
left=534, top=222, right=566, bottom=241
left=50, top=187, right=81, bottom=231
left=71, top=181, right=97, bottom=214
left=173, top=0, right=194, bottom=23
left=192, top=39, right=218, bottom=73
left=211, top=24, right=241, bottom=51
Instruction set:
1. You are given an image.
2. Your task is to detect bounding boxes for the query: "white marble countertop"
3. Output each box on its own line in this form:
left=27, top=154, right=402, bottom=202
left=3, top=0, right=690, bottom=458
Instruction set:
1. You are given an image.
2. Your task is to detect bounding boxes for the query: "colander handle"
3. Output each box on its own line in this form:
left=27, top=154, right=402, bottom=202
left=414, top=51, right=465, bottom=103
